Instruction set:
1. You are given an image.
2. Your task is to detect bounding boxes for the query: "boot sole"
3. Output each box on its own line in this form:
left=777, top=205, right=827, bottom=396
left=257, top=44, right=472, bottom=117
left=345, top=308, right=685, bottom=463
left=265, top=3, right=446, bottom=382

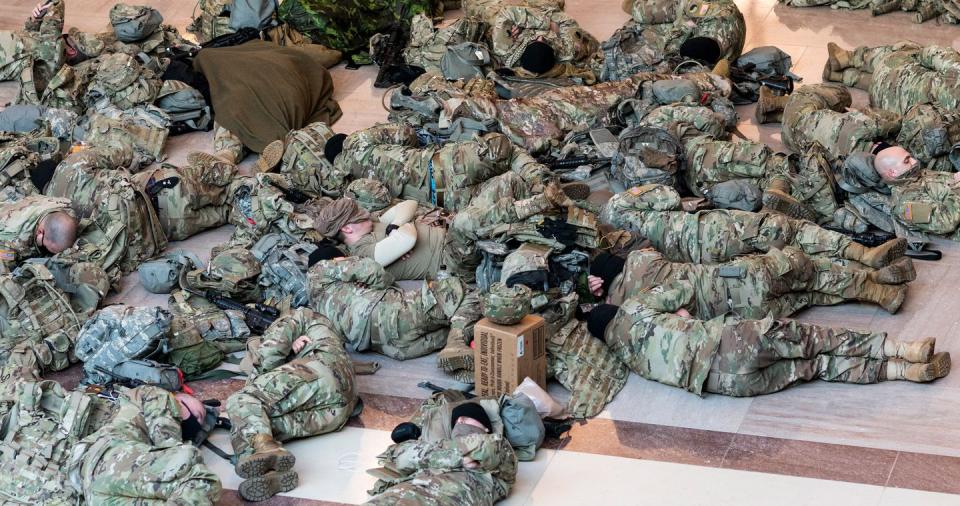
left=871, top=258, right=916, bottom=284
left=256, top=140, right=285, bottom=173
left=881, top=286, right=907, bottom=314
left=437, top=351, right=474, bottom=373
left=869, top=238, right=907, bottom=268
left=931, top=352, right=951, bottom=380
left=236, top=451, right=297, bottom=479
left=762, top=190, right=816, bottom=221
left=561, top=182, right=592, bottom=201
left=451, top=368, right=476, bottom=384
left=239, top=470, right=299, bottom=502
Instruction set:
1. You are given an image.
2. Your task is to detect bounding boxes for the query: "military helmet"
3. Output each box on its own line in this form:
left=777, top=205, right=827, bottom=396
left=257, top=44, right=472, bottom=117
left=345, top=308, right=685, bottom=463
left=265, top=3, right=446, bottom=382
left=345, top=178, right=393, bottom=212
left=482, top=282, right=533, bottom=325
left=183, top=247, right=261, bottom=299
left=138, top=250, right=203, bottom=294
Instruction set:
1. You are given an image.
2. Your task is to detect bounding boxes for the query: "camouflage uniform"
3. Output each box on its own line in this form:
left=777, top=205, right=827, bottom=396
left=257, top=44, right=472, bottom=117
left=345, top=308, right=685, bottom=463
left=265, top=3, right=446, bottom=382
left=403, top=14, right=486, bottom=72
left=781, top=84, right=900, bottom=162
left=0, top=195, right=74, bottom=270
left=68, top=385, right=222, bottom=505
left=885, top=169, right=960, bottom=240
left=601, top=185, right=853, bottom=264
left=828, top=42, right=960, bottom=171
left=365, top=391, right=517, bottom=505
left=548, top=316, right=630, bottom=418
left=0, top=0, right=66, bottom=103
left=0, top=137, right=61, bottom=204
left=226, top=174, right=333, bottom=250
left=227, top=308, right=357, bottom=460
left=605, top=246, right=887, bottom=319
left=605, top=281, right=888, bottom=396
left=607, top=0, right=746, bottom=80
left=307, top=256, right=482, bottom=360
left=132, top=159, right=236, bottom=241
left=333, top=122, right=549, bottom=211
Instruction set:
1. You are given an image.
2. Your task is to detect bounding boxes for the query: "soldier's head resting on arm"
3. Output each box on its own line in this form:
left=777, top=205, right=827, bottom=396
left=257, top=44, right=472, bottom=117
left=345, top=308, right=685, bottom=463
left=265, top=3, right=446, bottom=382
left=36, top=211, right=78, bottom=254
left=451, top=402, right=493, bottom=436
left=874, top=145, right=920, bottom=182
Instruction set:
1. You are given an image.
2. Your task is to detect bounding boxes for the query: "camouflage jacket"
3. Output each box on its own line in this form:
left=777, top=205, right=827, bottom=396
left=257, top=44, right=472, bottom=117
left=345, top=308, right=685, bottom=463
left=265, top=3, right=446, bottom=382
left=0, top=195, right=73, bottom=271
left=486, top=4, right=600, bottom=69
left=888, top=170, right=960, bottom=239
left=307, top=257, right=480, bottom=360
left=547, top=317, right=630, bottom=418
left=604, top=281, right=723, bottom=395
left=244, top=308, right=352, bottom=378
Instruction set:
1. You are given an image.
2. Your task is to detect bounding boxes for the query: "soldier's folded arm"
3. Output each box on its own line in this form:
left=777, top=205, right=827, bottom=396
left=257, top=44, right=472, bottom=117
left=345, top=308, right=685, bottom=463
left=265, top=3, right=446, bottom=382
left=125, top=385, right=185, bottom=448
left=391, top=439, right=463, bottom=473
left=635, top=281, right=696, bottom=313
left=373, top=223, right=417, bottom=266
left=378, top=200, right=418, bottom=227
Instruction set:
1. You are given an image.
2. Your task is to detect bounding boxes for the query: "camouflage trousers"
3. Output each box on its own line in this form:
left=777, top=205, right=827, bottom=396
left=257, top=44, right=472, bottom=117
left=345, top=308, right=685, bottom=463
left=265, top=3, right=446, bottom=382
left=226, top=357, right=357, bottom=459
left=706, top=318, right=886, bottom=396
left=213, top=122, right=245, bottom=164
left=366, top=470, right=502, bottom=506
left=782, top=84, right=900, bottom=160
left=0, top=31, right=29, bottom=83
left=79, top=439, right=221, bottom=505
left=134, top=161, right=235, bottom=241
left=684, top=136, right=838, bottom=222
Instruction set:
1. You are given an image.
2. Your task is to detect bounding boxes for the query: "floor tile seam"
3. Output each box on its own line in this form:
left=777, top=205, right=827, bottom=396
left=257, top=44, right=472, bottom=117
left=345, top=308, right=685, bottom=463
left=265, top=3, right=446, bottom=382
left=883, top=451, right=901, bottom=488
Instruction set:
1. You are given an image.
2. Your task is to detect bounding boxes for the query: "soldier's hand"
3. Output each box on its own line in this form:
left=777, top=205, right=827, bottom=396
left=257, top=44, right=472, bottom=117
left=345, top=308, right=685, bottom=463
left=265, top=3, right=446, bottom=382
left=32, top=1, right=53, bottom=19
left=462, top=456, right=480, bottom=469
left=175, top=392, right=205, bottom=420
left=292, top=335, right=311, bottom=353
left=675, top=308, right=692, bottom=318
left=587, top=275, right=604, bottom=296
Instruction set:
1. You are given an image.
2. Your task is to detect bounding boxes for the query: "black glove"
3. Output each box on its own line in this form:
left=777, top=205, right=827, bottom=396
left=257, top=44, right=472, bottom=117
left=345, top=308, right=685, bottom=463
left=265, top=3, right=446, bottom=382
left=390, top=422, right=422, bottom=443
left=385, top=223, right=400, bottom=235
left=537, top=218, right=578, bottom=246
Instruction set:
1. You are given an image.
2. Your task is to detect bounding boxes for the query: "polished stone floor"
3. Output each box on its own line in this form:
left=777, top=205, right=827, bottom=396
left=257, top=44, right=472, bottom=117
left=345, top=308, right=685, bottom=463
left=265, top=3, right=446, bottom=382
left=4, top=0, right=960, bottom=504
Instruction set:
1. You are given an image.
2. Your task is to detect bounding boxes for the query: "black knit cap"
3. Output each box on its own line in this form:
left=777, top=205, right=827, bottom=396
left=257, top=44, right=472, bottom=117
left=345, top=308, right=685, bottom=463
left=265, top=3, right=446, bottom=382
left=519, top=41, right=556, bottom=74
left=307, top=240, right=346, bottom=267
left=589, top=252, right=626, bottom=296
left=324, top=133, right=347, bottom=164
left=587, top=304, right=619, bottom=339
left=678, top=36, right=722, bottom=65
left=450, top=402, right=493, bottom=433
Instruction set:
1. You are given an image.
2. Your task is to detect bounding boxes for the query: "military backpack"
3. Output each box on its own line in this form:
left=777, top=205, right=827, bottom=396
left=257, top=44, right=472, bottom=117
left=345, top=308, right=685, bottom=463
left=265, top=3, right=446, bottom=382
left=74, top=305, right=173, bottom=386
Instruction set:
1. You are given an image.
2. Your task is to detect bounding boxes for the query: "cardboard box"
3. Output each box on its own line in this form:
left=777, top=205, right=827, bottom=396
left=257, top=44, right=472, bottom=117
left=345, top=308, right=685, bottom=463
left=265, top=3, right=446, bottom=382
left=474, top=315, right=547, bottom=397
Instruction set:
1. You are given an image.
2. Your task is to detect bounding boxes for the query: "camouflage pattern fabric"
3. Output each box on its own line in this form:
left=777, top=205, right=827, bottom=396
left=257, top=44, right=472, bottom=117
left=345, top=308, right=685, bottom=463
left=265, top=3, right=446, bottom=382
left=547, top=317, right=630, bottom=418
left=227, top=309, right=357, bottom=459
left=213, top=122, right=245, bottom=164
left=606, top=246, right=876, bottom=319
left=83, top=104, right=171, bottom=167
left=132, top=159, right=235, bottom=241
left=0, top=0, right=66, bottom=105
left=183, top=246, right=262, bottom=301
left=600, top=185, right=855, bottom=263
left=278, top=0, right=442, bottom=58
left=0, top=195, right=73, bottom=270
left=280, top=121, right=338, bottom=198
left=73, top=304, right=172, bottom=385
left=606, top=281, right=887, bottom=397
left=69, top=385, right=222, bottom=505
left=781, top=84, right=901, bottom=162
left=482, top=2, right=601, bottom=70
left=187, top=0, right=235, bottom=44
left=307, top=256, right=482, bottom=360
left=0, top=139, right=51, bottom=204
left=226, top=174, right=331, bottom=250
left=887, top=170, right=960, bottom=240
left=403, top=14, right=486, bottom=71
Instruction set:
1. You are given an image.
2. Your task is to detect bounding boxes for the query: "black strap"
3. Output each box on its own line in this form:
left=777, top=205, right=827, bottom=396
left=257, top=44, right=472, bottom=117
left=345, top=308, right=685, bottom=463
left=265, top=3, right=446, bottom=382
left=202, top=439, right=236, bottom=463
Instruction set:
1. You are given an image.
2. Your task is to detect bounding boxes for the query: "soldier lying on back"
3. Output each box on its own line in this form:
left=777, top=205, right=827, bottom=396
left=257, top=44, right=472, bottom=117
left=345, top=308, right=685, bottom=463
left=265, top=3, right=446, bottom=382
left=589, top=280, right=950, bottom=397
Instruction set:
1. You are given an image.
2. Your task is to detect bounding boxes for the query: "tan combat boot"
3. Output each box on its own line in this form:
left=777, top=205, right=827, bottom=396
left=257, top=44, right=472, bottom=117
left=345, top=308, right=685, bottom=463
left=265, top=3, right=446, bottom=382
left=858, top=281, right=907, bottom=314
left=187, top=151, right=235, bottom=172
left=437, top=335, right=473, bottom=373
left=844, top=237, right=907, bottom=268
left=822, top=64, right=844, bottom=83
left=712, top=59, right=730, bottom=78
left=869, top=256, right=917, bottom=284
left=883, top=352, right=951, bottom=382
left=239, top=470, right=299, bottom=502
left=754, top=86, right=788, bottom=124
left=884, top=337, right=935, bottom=363
left=561, top=182, right=592, bottom=201
left=235, top=434, right=297, bottom=479
left=826, top=42, right=852, bottom=71
left=761, top=177, right=817, bottom=221
left=256, top=140, right=285, bottom=173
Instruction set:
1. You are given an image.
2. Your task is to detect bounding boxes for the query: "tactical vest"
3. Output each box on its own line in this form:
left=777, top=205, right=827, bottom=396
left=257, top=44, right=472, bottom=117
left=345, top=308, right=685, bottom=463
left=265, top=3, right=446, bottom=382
left=279, top=122, right=337, bottom=197
left=547, top=318, right=630, bottom=418
left=0, top=381, right=113, bottom=505
left=610, top=125, right=684, bottom=189
left=0, top=146, right=41, bottom=204
left=187, top=0, right=236, bottom=44
left=0, top=264, right=81, bottom=371
left=252, top=235, right=317, bottom=309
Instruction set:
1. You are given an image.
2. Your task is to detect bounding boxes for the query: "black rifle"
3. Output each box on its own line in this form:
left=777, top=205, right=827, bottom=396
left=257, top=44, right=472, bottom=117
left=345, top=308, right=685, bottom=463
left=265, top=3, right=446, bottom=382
left=373, top=5, right=412, bottom=88
left=269, top=180, right=311, bottom=205
left=823, top=226, right=896, bottom=248
left=185, top=287, right=280, bottom=334
left=537, top=156, right=612, bottom=171
left=418, top=381, right=476, bottom=399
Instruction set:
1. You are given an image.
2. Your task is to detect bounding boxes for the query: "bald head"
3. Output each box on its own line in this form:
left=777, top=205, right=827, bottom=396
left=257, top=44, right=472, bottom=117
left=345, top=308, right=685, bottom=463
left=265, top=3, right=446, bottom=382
left=874, top=146, right=919, bottom=181
left=38, top=211, right=78, bottom=254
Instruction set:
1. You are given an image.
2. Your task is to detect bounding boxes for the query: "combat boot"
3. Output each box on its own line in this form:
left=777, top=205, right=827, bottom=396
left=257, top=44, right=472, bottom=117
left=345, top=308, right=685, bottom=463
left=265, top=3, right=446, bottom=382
left=239, top=470, right=299, bottom=502
left=437, top=335, right=473, bottom=373
left=882, top=352, right=951, bottom=382
left=858, top=281, right=907, bottom=314
left=712, top=59, right=730, bottom=78
left=822, top=64, right=844, bottom=84
left=884, top=336, right=935, bottom=363
left=187, top=151, right=235, bottom=172
left=256, top=140, right=284, bottom=173
left=451, top=368, right=476, bottom=384
left=561, top=182, right=592, bottom=201
left=826, top=42, right=852, bottom=71
left=761, top=177, right=817, bottom=221
left=869, top=256, right=917, bottom=284
left=235, top=434, right=296, bottom=479
left=844, top=237, right=907, bottom=268
left=389, top=87, right=441, bottom=117
left=754, top=86, right=788, bottom=124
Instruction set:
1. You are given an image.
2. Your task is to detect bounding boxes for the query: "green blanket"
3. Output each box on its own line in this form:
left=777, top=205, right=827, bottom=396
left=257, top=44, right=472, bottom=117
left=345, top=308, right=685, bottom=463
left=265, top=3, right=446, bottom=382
left=194, top=40, right=343, bottom=153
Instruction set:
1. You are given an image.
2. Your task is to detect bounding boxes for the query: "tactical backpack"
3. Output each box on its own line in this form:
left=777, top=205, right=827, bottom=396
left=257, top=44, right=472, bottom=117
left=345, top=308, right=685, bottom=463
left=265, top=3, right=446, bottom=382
left=280, top=122, right=337, bottom=197
left=440, top=42, right=491, bottom=81
left=253, top=236, right=318, bottom=309
left=155, top=80, right=212, bottom=135
left=166, top=317, right=226, bottom=379
left=74, top=305, right=173, bottom=386
left=229, top=0, right=279, bottom=31
left=84, top=105, right=171, bottom=167
left=609, top=126, right=684, bottom=189
left=110, top=4, right=164, bottom=42
left=85, top=53, right=162, bottom=113
left=188, top=0, right=237, bottom=44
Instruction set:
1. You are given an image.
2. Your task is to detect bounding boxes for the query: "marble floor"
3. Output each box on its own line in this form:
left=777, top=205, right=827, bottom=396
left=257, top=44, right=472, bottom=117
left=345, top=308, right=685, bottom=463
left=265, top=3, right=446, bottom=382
left=5, top=0, right=960, bottom=504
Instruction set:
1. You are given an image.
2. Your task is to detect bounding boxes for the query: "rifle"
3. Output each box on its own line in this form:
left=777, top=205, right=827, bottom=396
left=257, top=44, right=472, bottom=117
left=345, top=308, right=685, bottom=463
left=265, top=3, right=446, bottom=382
left=373, top=4, right=413, bottom=88
left=537, top=156, right=612, bottom=171
left=268, top=180, right=311, bottom=205
left=823, top=226, right=896, bottom=248
left=418, top=381, right=476, bottom=399
left=184, top=287, right=280, bottom=334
